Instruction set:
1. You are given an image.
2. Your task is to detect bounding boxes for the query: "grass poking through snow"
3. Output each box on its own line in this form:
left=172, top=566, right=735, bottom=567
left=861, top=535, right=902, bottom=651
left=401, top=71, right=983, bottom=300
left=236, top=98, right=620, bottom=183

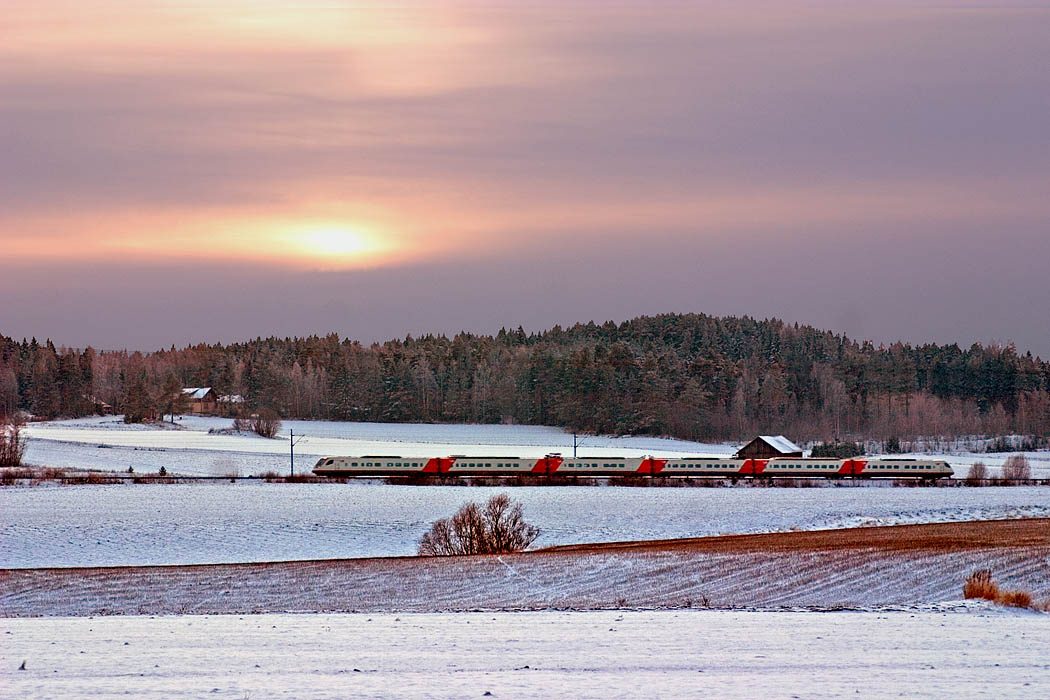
left=964, top=569, right=1041, bottom=609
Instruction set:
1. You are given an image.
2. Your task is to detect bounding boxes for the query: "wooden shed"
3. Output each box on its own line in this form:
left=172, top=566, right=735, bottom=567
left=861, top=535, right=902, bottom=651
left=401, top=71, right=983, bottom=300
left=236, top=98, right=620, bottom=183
left=182, top=387, right=218, bottom=415
left=734, top=435, right=803, bottom=460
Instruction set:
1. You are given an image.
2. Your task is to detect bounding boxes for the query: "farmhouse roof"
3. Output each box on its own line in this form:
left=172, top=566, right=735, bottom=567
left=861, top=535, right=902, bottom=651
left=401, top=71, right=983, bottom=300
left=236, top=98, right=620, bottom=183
left=182, top=387, right=213, bottom=400
left=757, top=435, right=802, bottom=454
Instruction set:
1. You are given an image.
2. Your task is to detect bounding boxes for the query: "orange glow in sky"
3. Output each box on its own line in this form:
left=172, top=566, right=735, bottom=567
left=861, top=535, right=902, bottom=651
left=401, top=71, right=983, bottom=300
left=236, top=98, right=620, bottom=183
left=3, top=2, right=1049, bottom=355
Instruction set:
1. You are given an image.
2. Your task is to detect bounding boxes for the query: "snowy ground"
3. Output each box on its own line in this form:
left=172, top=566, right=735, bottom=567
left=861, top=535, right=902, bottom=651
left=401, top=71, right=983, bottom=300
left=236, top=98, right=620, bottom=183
left=8, top=419, right=1048, bottom=699
left=5, top=520, right=1048, bottom=616
left=3, top=481, right=1049, bottom=568
left=3, top=608, right=1049, bottom=700
left=5, top=417, right=1049, bottom=568
left=22, top=415, right=738, bottom=477
left=21, top=415, right=1050, bottom=478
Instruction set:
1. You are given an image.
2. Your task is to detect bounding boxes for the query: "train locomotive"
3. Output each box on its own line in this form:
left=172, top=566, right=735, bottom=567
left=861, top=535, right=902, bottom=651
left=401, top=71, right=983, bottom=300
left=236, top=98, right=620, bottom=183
left=313, top=454, right=953, bottom=480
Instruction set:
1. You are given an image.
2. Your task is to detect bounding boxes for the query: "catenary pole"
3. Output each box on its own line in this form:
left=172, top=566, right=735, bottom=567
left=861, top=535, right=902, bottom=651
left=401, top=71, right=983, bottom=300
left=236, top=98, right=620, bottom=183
left=290, top=428, right=306, bottom=476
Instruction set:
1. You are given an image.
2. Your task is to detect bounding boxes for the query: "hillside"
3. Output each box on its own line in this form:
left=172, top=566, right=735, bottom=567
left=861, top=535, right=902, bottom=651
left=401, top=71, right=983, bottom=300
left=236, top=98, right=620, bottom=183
left=3, top=313, right=1049, bottom=442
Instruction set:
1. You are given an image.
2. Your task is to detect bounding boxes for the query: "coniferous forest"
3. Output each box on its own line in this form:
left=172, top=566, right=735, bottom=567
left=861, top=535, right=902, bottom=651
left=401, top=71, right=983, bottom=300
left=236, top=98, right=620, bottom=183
left=2, top=314, right=1048, bottom=443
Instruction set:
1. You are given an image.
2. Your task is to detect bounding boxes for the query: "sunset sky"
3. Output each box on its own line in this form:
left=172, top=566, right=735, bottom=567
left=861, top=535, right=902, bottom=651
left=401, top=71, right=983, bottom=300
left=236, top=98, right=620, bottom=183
left=2, top=1, right=1048, bottom=356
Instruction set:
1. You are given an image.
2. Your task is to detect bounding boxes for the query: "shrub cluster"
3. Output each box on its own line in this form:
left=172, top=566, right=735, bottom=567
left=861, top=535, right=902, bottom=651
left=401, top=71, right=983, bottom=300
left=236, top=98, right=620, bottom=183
left=237, top=410, right=281, bottom=438
left=418, top=494, right=539, bottom=556
left=963, top=569, right=1034, bottom=608
left=810, top=441, right=863, bottom=459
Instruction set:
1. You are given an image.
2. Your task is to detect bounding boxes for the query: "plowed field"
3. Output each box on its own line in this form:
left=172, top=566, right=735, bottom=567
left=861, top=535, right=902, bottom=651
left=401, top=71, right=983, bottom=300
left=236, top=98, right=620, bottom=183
left=3, top=519, right=1048, bottom=617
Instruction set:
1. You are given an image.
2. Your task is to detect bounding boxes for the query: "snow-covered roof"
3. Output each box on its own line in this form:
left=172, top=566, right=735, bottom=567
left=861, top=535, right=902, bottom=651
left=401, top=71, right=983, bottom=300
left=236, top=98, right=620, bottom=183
left=758, top=435, right=802, bottom=454
left=219, top=394, right=244, bottom=403
left=181, top=387, right=213, bottom=400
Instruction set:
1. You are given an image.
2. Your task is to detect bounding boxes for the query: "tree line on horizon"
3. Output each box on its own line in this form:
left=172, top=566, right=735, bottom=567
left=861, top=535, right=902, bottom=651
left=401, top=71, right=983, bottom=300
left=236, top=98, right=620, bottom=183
left=2, top=314, right=1049, bottom=443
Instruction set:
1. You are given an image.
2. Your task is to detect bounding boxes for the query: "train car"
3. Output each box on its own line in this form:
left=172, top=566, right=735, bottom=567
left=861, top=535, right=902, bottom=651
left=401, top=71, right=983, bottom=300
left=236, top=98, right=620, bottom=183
left=661, top=458, right=751, bottom=476
left=753, top=457, right=952, bottom=479
left=312, top=455, right=432, bottom=476
left=848, top=457, right=953, bottom=479
left=313, top=454, right=953, bottom=480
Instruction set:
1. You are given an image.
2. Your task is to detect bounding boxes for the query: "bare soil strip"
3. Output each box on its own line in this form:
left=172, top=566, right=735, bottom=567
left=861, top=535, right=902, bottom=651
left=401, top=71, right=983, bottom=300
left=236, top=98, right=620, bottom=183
left=2, top=519, right=1048, bottom=617
left=541, top=517, right=1050, bottom=554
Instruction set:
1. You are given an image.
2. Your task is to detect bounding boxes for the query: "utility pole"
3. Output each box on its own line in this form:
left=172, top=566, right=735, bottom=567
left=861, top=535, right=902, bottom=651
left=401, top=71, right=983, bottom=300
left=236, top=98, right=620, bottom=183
left=290, top=428, right=306, bottom=476
left=573, top=432, right=584, bottom=459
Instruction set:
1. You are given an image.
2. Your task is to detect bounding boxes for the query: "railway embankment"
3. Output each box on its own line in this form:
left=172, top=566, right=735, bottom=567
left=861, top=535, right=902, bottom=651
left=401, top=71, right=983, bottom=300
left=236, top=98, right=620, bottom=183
left=2, top=519, right=1048, bottom=617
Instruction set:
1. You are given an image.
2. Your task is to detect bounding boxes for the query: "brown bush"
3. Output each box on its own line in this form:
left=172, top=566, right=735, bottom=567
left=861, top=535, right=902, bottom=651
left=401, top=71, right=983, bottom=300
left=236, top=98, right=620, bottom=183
left=997, top=590, right=1033, bottom=608
left=1, top=468, right=34, bottom=485
left=1000, top=454, right=1031, bottom=481
left=965, top=462, right=987, bottom=486
left=963, top=569, right=999, bottom=601
left=963, top=569, right=1035, bottom=609
left=418, top=493, right=539, bottom=556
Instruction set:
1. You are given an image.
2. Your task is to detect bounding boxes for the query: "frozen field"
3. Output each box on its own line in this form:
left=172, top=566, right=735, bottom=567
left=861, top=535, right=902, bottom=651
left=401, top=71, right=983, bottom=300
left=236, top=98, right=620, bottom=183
left=2, top=481, right=1048, bottom=568
left=22, top=415, right=1050, bottom=478
left=8, top=417, right=1049, bottom=568
left=3, top=608, right=1048, bottom=700
left=5, top=520, right=1047, bottom=616
left=22, top=415, right=737, bottom=477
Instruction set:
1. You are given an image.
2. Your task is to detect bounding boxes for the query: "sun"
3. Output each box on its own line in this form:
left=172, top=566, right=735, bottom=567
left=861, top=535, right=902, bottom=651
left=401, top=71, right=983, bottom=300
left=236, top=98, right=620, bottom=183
left=303, top=229, right=371, bottom=257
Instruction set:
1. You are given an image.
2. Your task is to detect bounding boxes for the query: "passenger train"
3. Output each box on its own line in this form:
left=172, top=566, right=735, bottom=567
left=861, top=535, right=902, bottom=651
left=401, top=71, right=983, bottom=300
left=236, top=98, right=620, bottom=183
left=313, top=454, right=953, bottom=480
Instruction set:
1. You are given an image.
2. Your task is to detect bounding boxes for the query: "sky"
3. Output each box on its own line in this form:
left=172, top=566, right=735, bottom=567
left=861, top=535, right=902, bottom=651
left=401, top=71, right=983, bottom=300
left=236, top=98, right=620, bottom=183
left=2, top=1, right=1048, bottom=357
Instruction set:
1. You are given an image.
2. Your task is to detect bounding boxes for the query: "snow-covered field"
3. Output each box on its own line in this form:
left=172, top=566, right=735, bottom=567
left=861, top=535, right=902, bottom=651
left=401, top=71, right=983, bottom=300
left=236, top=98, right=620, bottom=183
left=3, top=481, right=1049, bottom=568
left=21, top=415, right=1050, bottom=478
left=4, top=417, right=1048, bottom=568
left=3, top=608, right=1048, bottom=700
left=22, top=415, right=737, bottom=476
left=7, top=418, right=1048, bottom=697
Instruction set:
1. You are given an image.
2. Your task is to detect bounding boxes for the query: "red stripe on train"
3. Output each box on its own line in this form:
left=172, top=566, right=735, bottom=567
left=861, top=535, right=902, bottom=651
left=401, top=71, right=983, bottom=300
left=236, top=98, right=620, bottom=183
left=424, top=457, right=456, bottom=473
left=838, top=459, right=867, bottom=475
left=532, top=456, right=563, bottom=473
left=738, top=459, right=769, bottom=474
left=637, top=458, right=668, bottom=474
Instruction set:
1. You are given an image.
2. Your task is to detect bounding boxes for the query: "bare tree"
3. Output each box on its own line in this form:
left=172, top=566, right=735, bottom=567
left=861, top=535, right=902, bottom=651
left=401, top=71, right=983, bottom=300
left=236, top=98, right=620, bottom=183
left=965, top=461, right=987, bottom=486
left=419, top=494, right=540, bottom=556
left=1000, top=454, right=1031, bottom=481
left=249, top=408, right=282, bottom=439
left=0, top=414, right=27, bottom=468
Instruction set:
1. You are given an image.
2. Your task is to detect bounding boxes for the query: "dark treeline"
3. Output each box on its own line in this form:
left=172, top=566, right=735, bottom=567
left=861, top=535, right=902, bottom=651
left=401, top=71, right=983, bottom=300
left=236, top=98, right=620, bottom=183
left=2, top=314, right=1049, bottom=442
